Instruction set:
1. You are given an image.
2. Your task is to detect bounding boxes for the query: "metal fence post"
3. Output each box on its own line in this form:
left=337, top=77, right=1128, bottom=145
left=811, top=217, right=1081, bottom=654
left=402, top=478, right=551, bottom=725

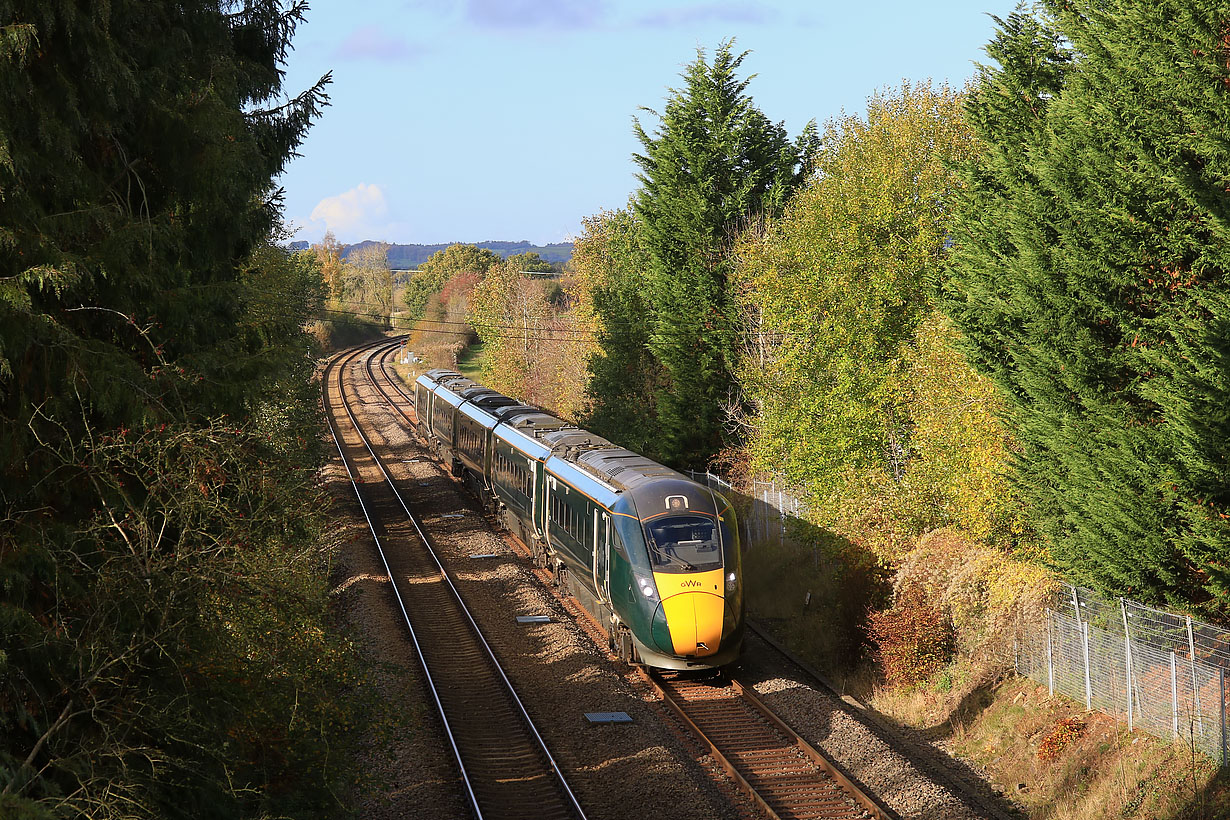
left=1121, top=599, right=1133, bottom=731
left=777, top=488, right=785, bottom=543
left=1188, top=615, right=1204, bottom=736
left=1220, top=669, right=1226, bottom=767
left=1082, top=621, right=1093, bottom=711
left=1046, top=609, right=1055, bottom=696
left=1171, top=651, right=1180, bottom=738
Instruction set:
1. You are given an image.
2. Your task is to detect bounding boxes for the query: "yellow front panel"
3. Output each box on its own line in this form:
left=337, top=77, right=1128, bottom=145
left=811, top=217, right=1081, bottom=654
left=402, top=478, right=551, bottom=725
left=655, top=569, right=725, bottom=658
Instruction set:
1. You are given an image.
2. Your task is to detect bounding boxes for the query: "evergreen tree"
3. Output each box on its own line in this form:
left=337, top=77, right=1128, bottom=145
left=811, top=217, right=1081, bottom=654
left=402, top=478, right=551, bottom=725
left=0, top=2, right=356, bottom=817
left=948, top=3, right=1230, bottom=612
left=571, top=208, right=665, bottom=458
left=632, top=40, right=817, bottom=466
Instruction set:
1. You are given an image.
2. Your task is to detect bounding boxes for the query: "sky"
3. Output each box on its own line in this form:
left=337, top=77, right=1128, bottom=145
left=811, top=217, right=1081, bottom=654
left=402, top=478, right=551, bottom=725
left=278, top=0, right=1019, bottom=247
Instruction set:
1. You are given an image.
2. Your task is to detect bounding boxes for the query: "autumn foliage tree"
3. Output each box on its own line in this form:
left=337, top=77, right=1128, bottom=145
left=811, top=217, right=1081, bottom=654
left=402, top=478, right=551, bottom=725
left=468, top=260, right=591, bottom=417
left=410, top=270, right=481, bottom=370
left=734, top=82, right=1011, bottom=554
left=402, top=242, right=501, bottom=321
left=336, top=241, right=392, bottom=324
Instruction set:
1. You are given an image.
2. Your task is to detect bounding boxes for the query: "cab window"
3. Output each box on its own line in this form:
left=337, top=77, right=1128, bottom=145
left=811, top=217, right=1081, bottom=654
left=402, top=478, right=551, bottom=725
left=643, top=514, right=723, bottom=573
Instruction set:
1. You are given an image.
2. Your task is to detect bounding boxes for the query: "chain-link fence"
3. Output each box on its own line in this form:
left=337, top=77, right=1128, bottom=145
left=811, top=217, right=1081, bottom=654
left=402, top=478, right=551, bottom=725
left=1016, top=585, right=1230, bottom=765
left=686, top=472, right=806, bottom=547
left=686, top=472, right=1230, bottom=764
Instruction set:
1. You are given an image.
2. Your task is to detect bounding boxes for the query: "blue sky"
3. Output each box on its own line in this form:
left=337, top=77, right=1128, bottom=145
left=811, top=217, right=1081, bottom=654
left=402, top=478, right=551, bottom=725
left=278, top=0, right=1018, bottom=246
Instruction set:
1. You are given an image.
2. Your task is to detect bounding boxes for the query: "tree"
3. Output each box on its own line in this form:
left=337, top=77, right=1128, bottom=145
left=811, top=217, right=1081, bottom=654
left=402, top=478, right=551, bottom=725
left=947, top=4, right=1230, bottom=612
left=339, top=241, right=392, bottom=324
left=507, top=250, right=556, bottom=273
left=734, top=82, right=1008, bottom=554
left=632, top=40, right=818, bottom=466
left=571, top=208, right=665, bottom=458
left=402, top=242, right=501, bottom=320
left=312, top=230, right=344, bottom=300
left=0, top=2, right=358, bottom=816
left=410, top=270, right=481, bottom=370
left=467, top=259, right=589, bottom=414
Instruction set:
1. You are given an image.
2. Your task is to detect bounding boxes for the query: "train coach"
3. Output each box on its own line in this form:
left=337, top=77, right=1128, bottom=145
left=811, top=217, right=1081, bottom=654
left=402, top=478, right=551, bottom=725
left=413, top=368, right=744, bottom=670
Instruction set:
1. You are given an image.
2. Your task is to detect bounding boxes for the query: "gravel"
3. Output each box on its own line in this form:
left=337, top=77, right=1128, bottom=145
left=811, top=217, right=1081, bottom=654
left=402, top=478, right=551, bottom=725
left=328, top=358, right=754, bottom=820
left=736, top=630, right=1023, bottom=819
left=328, top=350, right=1019, bottom=820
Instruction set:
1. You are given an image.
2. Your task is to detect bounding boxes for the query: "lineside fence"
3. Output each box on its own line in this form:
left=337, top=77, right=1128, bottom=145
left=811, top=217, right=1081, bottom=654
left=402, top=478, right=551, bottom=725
left=688, top=471, right=1230, bottom=766
left=1015, top=585, right=1230, bottom=765
left=686, top=471, right=805, bottom=547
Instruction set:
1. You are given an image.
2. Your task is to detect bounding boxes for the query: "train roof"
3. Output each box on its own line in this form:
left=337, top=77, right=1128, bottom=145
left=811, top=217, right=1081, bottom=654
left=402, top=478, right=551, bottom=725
left=421, top=371, right=716, bottom=502
left=573, top=447, right=686, bottom=491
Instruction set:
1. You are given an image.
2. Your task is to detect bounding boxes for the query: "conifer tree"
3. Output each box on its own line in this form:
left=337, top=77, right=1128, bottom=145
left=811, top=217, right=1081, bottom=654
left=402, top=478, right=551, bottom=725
left=948, top=4, right=1230, bottom=611
left=0, top=2, right=350, bottom=816
left=572, top=208, right=665, bottom=458
left=632, top=40, right=817, bottom=466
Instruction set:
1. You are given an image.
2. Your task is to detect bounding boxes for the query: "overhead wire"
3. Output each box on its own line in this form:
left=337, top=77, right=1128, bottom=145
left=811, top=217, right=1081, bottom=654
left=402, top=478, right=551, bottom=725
left=319, top=303, right=820, bottom=344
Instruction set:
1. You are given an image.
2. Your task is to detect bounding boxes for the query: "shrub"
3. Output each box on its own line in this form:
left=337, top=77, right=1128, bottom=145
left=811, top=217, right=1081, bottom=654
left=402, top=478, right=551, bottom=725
left=1037, top=716, right=1088, bottom=762
left=893, top=528, right=1057, bottom=664
left=867, top=585, right=954, bottom=686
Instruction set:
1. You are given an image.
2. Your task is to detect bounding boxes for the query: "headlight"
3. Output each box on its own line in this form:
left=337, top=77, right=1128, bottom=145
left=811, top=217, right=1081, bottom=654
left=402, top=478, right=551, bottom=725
left=636, top=573, right=659, bottom=601
left=726, top=572, right=738, bottom=593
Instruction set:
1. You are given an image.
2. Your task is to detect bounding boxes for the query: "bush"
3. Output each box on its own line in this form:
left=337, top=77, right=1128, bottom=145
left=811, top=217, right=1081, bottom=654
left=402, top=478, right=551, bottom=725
left=867, top=585, right=954, bottom=686
left=892, top=528, right=1057, bottom=664
left=1037, top=716, right=1088, bottom=762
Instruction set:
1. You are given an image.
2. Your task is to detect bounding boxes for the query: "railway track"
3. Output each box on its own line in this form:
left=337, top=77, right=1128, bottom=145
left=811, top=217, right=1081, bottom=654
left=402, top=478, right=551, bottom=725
left=650, top=674, right=888, bottom=820
left=323, top=339, right=586, bottom=820
left=364, top=343, right=897, bottom=820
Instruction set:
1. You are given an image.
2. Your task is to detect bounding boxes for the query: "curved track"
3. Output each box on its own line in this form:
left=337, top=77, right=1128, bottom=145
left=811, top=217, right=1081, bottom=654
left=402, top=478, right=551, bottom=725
left=323, top=339, right=586, bottom=820
left=363, top=345, right=897, bottom=820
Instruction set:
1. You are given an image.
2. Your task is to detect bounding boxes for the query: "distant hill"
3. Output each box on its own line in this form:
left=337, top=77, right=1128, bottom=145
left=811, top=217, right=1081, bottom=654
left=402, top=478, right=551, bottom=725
left=341, top=240, right=573, bottom=269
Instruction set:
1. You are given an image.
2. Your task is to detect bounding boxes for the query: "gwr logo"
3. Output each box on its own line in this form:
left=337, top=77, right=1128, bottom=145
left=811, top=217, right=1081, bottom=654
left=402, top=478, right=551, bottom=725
left=681, top=580, right=702, bottom=588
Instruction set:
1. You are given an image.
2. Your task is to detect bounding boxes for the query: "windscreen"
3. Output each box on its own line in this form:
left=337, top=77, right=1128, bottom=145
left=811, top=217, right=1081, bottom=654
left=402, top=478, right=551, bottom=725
left=643, top=514, right=724, bottom=573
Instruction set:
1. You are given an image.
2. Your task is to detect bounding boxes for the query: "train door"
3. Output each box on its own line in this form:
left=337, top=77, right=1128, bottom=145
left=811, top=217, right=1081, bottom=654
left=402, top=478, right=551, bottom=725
left=541, top=473, right=552, bottom=547
left=593, top=510, right=610, bottom=602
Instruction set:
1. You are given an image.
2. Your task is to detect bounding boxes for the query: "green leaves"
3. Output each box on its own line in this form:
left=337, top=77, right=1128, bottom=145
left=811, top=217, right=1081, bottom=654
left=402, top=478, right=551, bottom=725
left=734, top=82, right=1009, bottom=554
left=630, top=39, right=817, bottom=467
left=947, top=1, right=1230, bottom=612
left=402, top=243, right=501, bottom=321
left=0, top=1, right=351, bottom=815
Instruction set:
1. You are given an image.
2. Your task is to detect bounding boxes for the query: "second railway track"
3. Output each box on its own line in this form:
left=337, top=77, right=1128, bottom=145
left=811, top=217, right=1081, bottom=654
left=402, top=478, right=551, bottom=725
left=324, top=339, right=585, bottom=820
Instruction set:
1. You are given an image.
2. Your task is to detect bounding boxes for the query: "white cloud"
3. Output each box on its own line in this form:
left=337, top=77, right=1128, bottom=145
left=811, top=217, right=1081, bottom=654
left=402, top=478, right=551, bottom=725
left=466, top=0, right=607, bottom=30
left=309, top=183, right=391, bottom=239
left=333, top=26, right=423, bottom=62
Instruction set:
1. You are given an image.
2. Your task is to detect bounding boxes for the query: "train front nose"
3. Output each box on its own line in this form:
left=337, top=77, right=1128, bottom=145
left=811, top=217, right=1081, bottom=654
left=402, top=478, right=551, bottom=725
left=662, top=592, right=724, bottom=657
left=651, top=570, right=726, bottom=658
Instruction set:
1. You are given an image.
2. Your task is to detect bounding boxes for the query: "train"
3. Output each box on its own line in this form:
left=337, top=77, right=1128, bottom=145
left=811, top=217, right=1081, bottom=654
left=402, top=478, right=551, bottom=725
left=412, top=368, right=744, bottom=670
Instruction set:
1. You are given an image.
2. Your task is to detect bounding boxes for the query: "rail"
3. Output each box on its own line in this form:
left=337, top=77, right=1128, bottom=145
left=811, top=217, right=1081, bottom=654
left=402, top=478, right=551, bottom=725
left=323, top=339, right=586, bottom=820
left=647, top=672, right=891, bottom=820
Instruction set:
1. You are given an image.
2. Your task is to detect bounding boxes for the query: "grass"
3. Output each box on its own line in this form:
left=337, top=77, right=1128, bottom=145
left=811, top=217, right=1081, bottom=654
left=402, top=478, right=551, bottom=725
left=766, top=619, right=1230, bottom=818
left=747, top=519, right=1230, bottom=818
left=924, top=675, right=1230, bottom=819
left=456, top=341, right=485, bottom=379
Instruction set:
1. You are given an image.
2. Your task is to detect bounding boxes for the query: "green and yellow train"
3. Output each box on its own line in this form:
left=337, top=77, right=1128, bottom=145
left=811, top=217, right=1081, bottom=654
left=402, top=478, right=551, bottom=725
left=413, top=369, right=744, bottom=670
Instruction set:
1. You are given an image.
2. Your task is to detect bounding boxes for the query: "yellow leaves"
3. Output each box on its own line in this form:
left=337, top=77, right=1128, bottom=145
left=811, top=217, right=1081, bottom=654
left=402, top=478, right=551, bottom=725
left=896, top=528, right=1058, bottom=659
